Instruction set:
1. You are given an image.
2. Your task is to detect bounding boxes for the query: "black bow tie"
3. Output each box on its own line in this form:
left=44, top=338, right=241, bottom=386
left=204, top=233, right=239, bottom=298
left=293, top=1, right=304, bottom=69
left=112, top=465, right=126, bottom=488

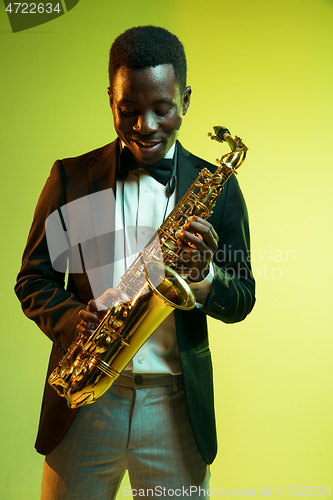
left=118, top=146, right=174, bottom=186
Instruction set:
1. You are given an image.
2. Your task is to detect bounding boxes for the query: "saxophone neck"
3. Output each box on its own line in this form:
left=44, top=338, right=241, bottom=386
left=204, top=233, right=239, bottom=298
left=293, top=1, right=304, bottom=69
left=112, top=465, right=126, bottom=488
left=214, top=130, right=248, bottom=174
left=224, top=133, right=238, bottom=152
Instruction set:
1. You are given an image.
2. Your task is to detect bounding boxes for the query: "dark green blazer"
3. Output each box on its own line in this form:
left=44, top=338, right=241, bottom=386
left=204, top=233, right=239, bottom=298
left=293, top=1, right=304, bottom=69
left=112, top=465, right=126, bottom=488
left=15, top=139, right=255, bottom=464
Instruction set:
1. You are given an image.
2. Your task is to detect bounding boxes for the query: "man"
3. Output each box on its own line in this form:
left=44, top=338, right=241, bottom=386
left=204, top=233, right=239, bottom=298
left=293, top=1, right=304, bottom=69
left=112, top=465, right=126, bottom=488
left=15, top=26, right=255, bottom=499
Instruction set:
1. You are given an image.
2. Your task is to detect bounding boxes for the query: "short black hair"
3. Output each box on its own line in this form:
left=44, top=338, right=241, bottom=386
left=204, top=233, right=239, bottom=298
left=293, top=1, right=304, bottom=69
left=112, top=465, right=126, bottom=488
left=109, top=26, right=187, bottom=94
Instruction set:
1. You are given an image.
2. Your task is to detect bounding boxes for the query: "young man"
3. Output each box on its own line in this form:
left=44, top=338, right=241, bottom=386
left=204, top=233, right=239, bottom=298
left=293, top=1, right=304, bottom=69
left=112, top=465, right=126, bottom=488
left=15, top=26, right=255, bottom=499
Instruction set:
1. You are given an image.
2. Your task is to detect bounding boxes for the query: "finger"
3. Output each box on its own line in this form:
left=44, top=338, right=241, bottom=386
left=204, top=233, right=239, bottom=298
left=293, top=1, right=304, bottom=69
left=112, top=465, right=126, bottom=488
left=187, top=216, right=210, bottom=226
left=181, top=223, right=218, bottom=252
left=186, top=217, right=219, bottom=239
left=183, top=220, right=217, bottom=242
left=177, top=229, right=212, bottom=254
left=87, top=299, right=111, bottom=314
left=76, top=321, right=95, bottom=336
left=175, top=246, right=197, bottom=262
left=78, top=309, right=101, bottom=325
left=96, top=288, right=130, bottom=308
left=86, top=300, right=100, bottom=313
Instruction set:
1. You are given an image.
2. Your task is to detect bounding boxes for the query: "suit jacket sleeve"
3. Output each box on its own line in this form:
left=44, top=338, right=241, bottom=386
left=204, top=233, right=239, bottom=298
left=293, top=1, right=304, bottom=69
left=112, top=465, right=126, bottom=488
left=14, top=160, right=86, bottom=353
left=200, top=174, right=255, bottom=323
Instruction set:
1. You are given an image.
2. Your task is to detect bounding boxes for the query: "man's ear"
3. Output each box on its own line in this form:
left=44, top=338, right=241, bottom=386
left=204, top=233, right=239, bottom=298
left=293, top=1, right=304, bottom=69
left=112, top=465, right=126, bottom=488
left=107, top=87, right=113, bottom=107
left=182, top=86, right=192, bottom=116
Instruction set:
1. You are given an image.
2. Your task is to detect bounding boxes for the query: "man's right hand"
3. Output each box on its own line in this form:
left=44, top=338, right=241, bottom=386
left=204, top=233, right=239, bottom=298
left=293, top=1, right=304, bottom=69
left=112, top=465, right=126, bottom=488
left=77, top=289, right=129, bottom=337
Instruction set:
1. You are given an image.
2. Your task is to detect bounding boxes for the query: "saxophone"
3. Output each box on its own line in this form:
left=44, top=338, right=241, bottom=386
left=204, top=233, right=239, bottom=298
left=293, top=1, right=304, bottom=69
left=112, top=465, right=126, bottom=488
left=48, top=127, right=248, bottom=408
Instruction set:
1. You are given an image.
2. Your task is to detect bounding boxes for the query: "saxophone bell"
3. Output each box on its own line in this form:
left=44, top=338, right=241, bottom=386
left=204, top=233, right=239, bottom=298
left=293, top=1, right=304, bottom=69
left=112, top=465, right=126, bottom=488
left=49, top=261, right=195, bottom=408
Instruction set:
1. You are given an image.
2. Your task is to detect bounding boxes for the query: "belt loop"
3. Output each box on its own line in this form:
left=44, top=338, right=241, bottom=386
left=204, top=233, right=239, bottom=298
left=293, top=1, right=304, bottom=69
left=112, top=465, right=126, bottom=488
left=173, top=374, right=177, bottom=393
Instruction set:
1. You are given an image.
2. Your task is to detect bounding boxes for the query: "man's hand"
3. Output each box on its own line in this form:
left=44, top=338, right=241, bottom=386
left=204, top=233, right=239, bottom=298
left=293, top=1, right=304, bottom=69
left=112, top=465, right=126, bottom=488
left=77, top=289, right=129, bottom=337
left=176, top=216, right=219, bottom=282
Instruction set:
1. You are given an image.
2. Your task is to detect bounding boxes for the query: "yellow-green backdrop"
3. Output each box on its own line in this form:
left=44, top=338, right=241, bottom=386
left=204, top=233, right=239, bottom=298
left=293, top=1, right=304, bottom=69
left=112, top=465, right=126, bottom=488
left=1, top=0, right=332, bottom=498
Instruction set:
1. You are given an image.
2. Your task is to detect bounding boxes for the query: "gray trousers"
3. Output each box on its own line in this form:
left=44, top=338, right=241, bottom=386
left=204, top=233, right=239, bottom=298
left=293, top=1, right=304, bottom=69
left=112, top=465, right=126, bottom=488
left=41, top=372, right=210, bottom=499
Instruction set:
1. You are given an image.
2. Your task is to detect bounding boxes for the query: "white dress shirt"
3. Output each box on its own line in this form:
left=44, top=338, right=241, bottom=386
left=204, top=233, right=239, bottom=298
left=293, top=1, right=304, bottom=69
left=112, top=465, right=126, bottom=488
left=111, top=143, right=213, bottom=374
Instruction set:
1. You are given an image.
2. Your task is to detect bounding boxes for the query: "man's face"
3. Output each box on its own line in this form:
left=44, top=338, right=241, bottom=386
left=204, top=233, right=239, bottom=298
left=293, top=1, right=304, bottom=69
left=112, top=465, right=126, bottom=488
left=109, top=64, right=191, bottom=165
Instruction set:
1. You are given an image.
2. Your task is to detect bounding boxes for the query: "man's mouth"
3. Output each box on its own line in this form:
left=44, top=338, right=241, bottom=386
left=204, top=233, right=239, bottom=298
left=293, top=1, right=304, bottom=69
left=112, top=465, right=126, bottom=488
left=131, top=139, right=162, bottom=148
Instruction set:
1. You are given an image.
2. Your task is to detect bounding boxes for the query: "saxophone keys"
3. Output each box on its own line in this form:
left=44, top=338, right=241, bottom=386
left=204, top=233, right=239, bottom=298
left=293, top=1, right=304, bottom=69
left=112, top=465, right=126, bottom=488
left=120, top=338, right=130, bottom=347
left=92, top=331, right=115, bottom=354
left=73, top=364, right=88, bottom=383
left=164, top=239, right=178, bottom=252
left=212, top=173, right=223, bottom=184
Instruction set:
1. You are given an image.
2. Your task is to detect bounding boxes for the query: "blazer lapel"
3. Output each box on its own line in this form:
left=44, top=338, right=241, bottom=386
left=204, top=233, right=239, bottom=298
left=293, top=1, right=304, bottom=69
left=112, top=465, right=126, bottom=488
left=84, top=139, right=120, bottom=298
left=176, top=141, right=210, bottom=201
left=88, top=138, right=119, bottom=195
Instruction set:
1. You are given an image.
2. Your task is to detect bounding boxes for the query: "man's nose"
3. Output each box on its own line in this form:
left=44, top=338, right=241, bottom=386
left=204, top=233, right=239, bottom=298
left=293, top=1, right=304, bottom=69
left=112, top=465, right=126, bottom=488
left=133, top=112, right=158, bottom=134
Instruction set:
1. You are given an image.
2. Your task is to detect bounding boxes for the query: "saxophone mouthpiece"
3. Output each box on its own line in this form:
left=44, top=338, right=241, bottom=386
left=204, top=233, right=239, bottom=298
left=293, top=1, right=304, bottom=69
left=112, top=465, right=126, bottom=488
left=208, top=126, right=231, bottom=143
left=213, top=126, right=231, bottom=142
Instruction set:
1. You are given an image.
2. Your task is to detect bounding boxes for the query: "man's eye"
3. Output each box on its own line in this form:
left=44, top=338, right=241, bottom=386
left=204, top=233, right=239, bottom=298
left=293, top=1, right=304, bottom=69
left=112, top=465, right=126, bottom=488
left=119, top=108, right=136, bottom=116
left=156, top=108, right=171, bottom=116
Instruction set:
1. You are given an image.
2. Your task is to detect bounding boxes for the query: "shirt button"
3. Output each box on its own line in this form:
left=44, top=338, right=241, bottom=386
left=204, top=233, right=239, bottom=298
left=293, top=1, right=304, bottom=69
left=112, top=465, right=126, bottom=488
left=144, top=186, right=150, bottom=193
left=138, top=356, right=144, bottom=364
left=134, top=374, right=143, bottom=384
left=141, top=229, right=146, bottom=235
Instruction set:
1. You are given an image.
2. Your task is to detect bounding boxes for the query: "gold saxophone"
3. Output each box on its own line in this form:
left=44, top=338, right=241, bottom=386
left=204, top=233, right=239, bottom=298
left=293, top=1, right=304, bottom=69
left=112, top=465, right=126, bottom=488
left=48, top=128, right=248, bottom=408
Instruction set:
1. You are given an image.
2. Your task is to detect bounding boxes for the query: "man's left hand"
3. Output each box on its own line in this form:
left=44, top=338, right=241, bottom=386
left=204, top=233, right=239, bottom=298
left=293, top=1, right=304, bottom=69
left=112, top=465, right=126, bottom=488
left=176, top=216, right=219, bottom=282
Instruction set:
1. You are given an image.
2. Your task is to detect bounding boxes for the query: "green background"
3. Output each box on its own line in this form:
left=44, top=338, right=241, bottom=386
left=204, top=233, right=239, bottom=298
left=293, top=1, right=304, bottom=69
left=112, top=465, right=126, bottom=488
left=1, top=0, right=332, bottom=498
